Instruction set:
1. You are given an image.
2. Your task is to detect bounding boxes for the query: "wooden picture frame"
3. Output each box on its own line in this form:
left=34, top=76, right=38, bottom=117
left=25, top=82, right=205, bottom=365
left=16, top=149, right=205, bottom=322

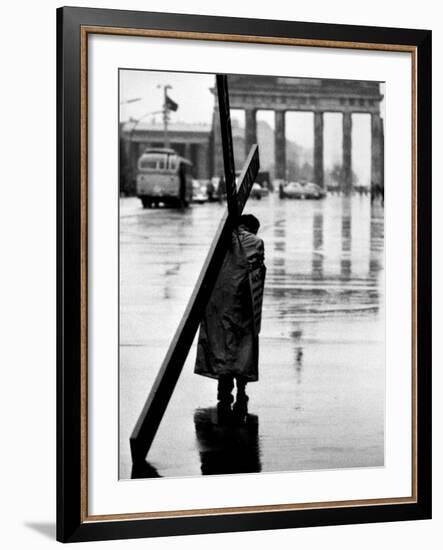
left=57, top=6, right=431, bottom=543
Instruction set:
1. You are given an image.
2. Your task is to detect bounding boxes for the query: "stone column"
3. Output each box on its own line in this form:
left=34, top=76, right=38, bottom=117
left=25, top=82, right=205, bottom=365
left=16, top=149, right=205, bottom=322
left=314, top=111, right=324, bottom=188
left=184, top=142, right=192, bottom=161
left=211, top=106, right=223, bottom=178
left=274, top=110, right=286, bottom=180
left=129, top=139, right=139, bottom=182
left=121, top=137, right=139, bottom=195
left=245, top=109, right=257, bottom=156
left=196, top=142, right=209, bottom=179
left=342, top=111, right=353, bottom=194
left=371, top=113, right=383, bottom=192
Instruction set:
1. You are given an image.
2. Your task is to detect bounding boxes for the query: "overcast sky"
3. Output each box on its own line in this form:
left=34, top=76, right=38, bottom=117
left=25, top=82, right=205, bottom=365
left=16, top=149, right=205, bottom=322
left=120, top=69, right=385, bottom=185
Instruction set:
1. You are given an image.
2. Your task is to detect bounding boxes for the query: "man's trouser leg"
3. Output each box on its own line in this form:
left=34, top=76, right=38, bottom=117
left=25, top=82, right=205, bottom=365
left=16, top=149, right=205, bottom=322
left=233, top=376, right=249, bottom=418
left=217, top=374, right=234, bottom=405
left=235, top=377, right=248, bottom=403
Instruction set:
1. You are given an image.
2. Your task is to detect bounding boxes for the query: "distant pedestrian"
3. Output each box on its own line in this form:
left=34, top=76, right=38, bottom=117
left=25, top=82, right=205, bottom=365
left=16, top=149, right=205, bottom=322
left=218, top=176, right=226, bottom=202
left=206, top=180, right=215, bottom=202
left=194, top=214, right=266, bottom=421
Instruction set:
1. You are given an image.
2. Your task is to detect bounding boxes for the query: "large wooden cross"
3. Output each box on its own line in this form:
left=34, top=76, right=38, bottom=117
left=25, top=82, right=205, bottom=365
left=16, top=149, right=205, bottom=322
left=130, top=75, right=260, bottom=464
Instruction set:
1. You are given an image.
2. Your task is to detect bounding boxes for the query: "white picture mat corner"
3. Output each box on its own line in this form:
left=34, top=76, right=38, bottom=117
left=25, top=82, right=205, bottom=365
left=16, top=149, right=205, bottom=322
left=88, top=33, right=412, bottom=516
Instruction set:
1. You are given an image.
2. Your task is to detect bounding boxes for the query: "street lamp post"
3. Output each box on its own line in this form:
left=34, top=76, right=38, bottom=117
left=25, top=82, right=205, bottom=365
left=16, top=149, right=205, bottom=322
left=124, top=109, right=163, bottom=194
left=122, top=85, right=177, bottom=193
left=158, top=84, right=172, bottom=148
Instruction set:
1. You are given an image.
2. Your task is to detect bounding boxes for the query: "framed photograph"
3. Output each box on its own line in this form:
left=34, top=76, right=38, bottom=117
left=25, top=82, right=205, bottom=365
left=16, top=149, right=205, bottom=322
left=57, top=6, right=432, bottom=543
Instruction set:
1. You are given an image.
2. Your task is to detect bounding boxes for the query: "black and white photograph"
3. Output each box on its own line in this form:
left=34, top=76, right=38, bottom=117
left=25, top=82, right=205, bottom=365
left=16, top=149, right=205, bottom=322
left=119, top=69, right=386, bottom=480
left=0, top=0, right=435, bottom=546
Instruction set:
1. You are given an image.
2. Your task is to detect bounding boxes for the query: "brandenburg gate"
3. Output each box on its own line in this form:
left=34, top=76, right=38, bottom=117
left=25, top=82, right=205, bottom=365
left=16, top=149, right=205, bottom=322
left=212, top=75, right=384, bottom=192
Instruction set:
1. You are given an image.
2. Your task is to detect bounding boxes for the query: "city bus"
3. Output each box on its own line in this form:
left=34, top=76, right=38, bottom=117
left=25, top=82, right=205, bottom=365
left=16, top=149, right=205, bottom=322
left=136, top=148, right=193, bottom=208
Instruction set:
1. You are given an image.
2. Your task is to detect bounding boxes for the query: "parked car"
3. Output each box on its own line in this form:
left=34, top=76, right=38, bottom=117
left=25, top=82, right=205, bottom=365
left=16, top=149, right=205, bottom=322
left=191, top=180, right=208, bottom=204
left=282, top=181, right=326, bottom=199
left=303, top=182, right=326, bottom=199
left=250, top=182, right=270, bottom=199
left=281, top=181, right=304, bottom=199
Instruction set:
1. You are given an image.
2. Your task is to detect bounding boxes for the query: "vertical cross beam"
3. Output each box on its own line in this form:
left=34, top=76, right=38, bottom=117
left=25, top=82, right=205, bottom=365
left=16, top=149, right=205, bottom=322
left=216, top=75, right=238, bottom=220
left=130, top=75, right=259, bottom=464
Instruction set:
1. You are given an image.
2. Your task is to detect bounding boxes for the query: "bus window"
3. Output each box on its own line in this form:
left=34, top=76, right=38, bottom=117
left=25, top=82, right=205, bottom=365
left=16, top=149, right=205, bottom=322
left=168, top=157, right=178, bottom=171
left=138, top=153, right=168, bottom=171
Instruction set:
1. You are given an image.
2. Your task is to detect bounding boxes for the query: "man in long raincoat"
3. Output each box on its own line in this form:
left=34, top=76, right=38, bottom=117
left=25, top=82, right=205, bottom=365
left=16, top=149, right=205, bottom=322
left=194, top=214, right=266, bottom=418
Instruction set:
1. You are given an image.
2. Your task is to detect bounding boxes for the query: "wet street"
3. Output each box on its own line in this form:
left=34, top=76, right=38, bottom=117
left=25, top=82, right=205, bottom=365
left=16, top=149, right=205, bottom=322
left=119, top=193, right=385, bottom=480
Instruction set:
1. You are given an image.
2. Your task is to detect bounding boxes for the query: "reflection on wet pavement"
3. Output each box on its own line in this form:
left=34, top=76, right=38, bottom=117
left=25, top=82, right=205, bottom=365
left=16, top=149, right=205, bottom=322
left=119, top=194, right=385, bottom=479
left=193, top=408, right=261, bottom=476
